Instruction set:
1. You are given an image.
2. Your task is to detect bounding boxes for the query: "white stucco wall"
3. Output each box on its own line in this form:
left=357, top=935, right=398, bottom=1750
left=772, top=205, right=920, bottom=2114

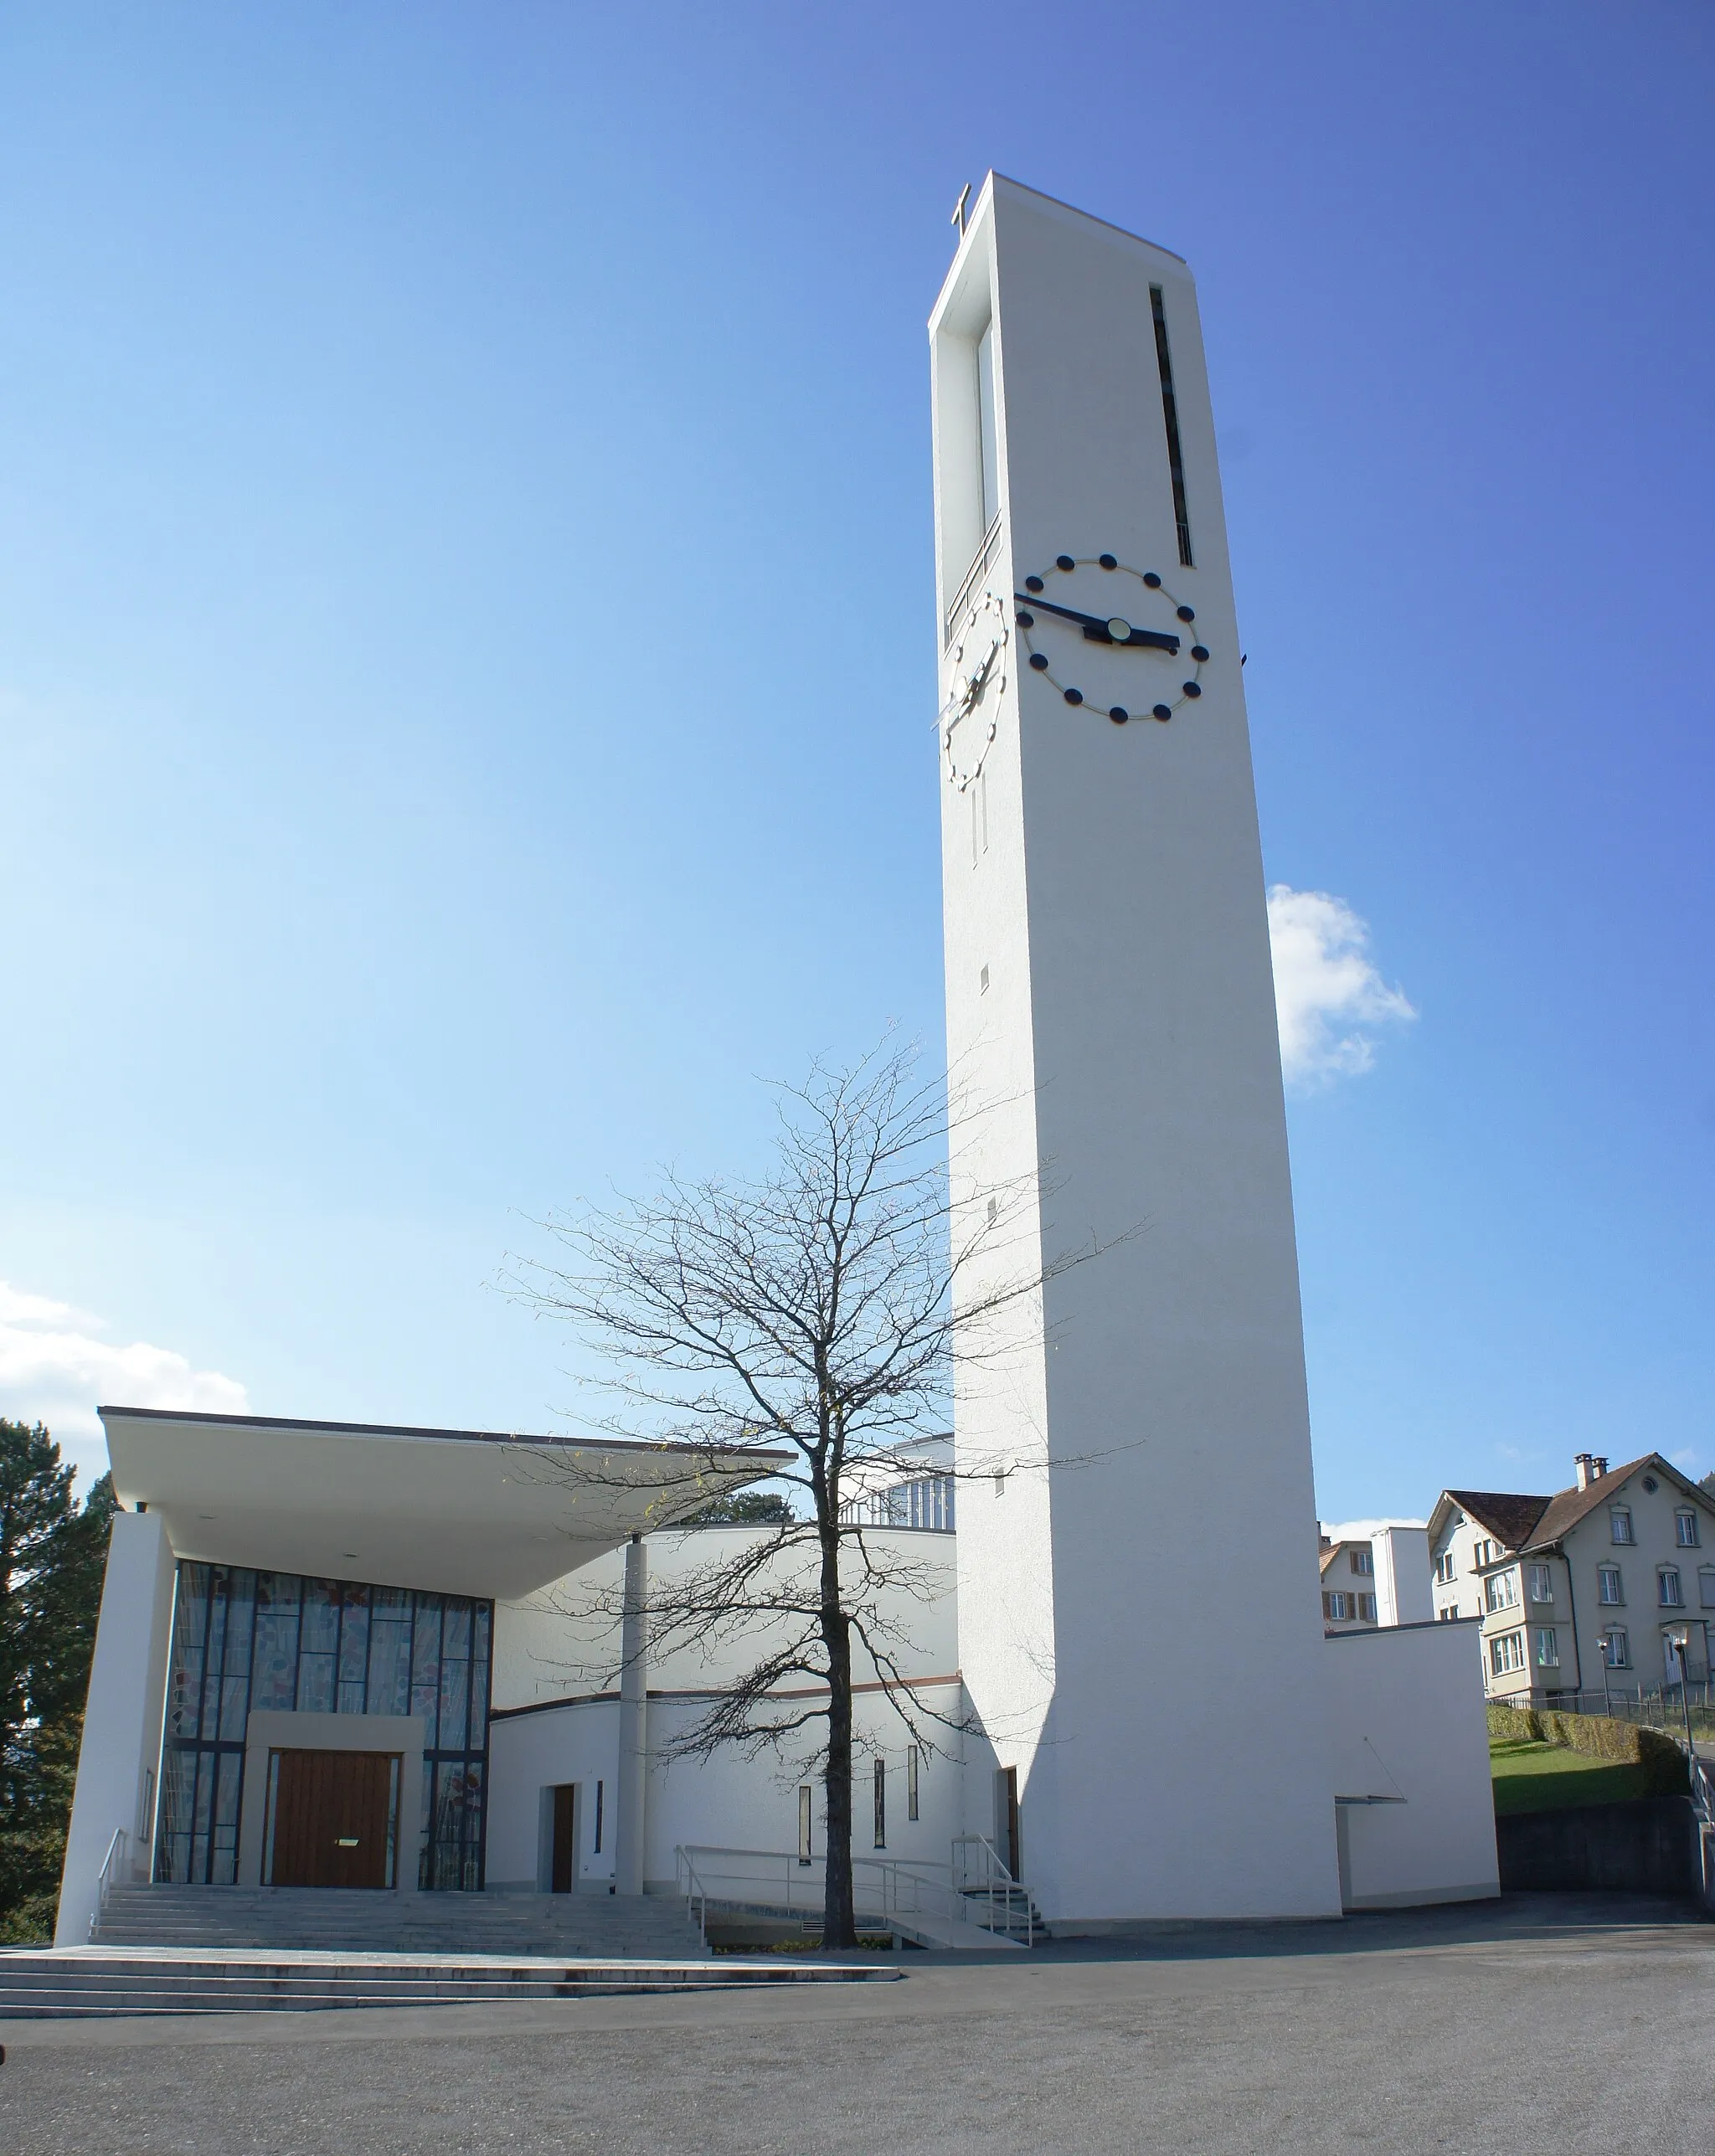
left=1326, top=1618, right=1497, bottom=1910
left=487, top=1679, right=966, bottom=1893
left=487, top=1525, right=961, bottom=1890
left=55, top=1510, right=178, bottom=1944
left=492, top=1524, right=959, bottom=1710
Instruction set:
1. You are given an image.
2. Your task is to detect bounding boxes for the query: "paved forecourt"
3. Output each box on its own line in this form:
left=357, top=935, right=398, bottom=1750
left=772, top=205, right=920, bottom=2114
left=2, top=1896, right=1711, bottom=2155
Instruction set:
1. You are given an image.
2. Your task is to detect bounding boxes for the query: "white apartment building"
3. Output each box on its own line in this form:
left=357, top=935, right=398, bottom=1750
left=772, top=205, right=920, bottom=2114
left=1429, top=1453, right=1715, bottom=1703
left=1320, top=1521, right=1432, bottom=1633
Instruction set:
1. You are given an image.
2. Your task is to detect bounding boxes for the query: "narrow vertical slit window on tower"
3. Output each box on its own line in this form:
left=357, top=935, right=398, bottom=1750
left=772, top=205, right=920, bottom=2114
left=1150, top=286, right=1193, bottom=567
left=976, top=319, right=1000, bottom=535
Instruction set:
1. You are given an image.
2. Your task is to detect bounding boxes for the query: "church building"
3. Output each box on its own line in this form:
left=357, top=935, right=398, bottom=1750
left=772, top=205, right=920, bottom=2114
left=57, top=177, right=1498, bottom=1952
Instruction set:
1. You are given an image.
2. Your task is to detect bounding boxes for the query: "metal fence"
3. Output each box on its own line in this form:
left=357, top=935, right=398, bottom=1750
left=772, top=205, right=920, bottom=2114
left=1517, top=1685, right=1715, bottom=1742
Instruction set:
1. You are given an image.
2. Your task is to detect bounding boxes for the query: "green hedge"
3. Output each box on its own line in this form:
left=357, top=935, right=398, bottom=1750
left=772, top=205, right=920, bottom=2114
left=1487, top=1700, right=1687, bottom=1792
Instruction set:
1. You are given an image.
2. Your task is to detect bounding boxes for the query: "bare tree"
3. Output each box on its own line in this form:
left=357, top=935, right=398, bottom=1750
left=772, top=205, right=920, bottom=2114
left=507, top=1038, right=1073, bottom=1948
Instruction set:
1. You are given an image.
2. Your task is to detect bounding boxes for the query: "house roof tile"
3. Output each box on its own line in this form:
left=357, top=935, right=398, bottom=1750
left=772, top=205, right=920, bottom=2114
left=1442, top=1490, right=1551, bottom=1551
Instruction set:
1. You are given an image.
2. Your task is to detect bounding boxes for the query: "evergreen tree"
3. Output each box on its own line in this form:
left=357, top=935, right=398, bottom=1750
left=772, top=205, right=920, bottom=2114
left=0, top=1420, right=116, bottom=1942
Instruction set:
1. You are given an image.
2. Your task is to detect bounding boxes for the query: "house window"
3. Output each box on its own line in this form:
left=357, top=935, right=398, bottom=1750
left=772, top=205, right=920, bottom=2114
left=593, top=1780, right=604, bottom=1855
left=1602, top=1629, right=1630, bottom=1670
left=907, top=1746, right=920, bottom=1823
left=1699, top=1568, right=1715, bottom=1610
left=1485, top=1569, right=1519, bottom=1613
left=1659, top=1568, right=1685, bottom=1608
left=1434, top=1551, right=1457, bottom=1584
left=1535, top=1628, right=1559, bottom=1667
left=1489, top=1630, right=1527, bottom=1676
left=1529, top=1563, right=1554, bottom=1603
left=1610, top=1508, right=1634, bottom=1545
left=1356, top=1593, right=1377, bottom=1622
left=1598, top=1565, right=1624, bottom=1606
left=1437, top=1606, right=1459, bottom=1622
left=1323, top=1591, right=1351, bottom=1621
left=1349, top=1548, right=1373, bottom=1577
left=873, top=1758, right=886, bottom=1850
left=1676, top=1511, right=1701, bottom=1548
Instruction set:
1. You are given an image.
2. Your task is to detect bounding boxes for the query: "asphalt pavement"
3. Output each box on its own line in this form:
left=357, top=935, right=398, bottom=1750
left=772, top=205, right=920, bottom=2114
left=3, top=1894, right=1710, bottom=2155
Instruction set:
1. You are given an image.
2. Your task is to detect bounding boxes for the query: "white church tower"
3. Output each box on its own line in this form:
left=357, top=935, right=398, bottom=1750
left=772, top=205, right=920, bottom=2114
left=931, top=176, right=1342, bottom=1923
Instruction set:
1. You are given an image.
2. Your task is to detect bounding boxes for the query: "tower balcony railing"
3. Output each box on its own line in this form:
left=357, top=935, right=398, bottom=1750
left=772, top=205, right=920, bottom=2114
left=838, top=1475, right=956, bottom=1535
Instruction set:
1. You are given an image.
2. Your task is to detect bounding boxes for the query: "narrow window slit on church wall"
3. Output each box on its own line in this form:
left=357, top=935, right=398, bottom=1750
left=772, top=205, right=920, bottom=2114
left=1150, top=285, right=1194, bottom=568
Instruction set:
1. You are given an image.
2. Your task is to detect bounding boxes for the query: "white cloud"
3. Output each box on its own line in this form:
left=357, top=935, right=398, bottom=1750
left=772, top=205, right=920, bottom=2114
left=1267, top=885, right=1416, bottom=1089
left=0, top=1280, right=248, bottom=1485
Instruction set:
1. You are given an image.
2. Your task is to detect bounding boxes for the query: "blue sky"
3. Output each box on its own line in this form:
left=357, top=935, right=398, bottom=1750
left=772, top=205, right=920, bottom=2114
left=2, top=3, right=1710, bottom=1518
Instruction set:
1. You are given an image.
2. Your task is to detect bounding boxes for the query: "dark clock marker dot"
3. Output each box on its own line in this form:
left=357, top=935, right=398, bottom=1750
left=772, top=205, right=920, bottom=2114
left=1099, top=553, right=1118, bottom=570
left=1143, top=573, right=1161, bottom=588
left=1153, top=704, right=1172, bottom=722
left=1177, top=605, right=1196, bottom=622
left=1182, top=681, right=1202, bottom=697
left=1029, top=652, right=1048, bottom=670
left=1109, top=707, right=1129, bottom=724
left=1055, top=554, right=1075, bottom=572
left=1024, top=574, right=1044, bottom=593
left=1016, top=610, right=1034, bottom=627
left=1191, top=645, right=1210, bottom=662
left=1064, top=687, right=1084, bottom=706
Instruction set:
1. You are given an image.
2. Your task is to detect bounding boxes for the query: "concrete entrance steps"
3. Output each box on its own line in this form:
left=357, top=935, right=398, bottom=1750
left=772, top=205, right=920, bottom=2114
left=0, top=1945, right=895, bottom=2020
left=93, top=1885, right=708, bottom=1960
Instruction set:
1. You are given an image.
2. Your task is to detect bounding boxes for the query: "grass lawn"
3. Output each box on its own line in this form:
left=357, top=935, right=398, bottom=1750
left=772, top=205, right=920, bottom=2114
left=1490, top=1737, right=1656, bottom=1815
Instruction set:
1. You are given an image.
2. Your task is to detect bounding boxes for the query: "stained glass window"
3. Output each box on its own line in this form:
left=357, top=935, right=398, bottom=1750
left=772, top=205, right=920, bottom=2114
left=155, top=1563, right=492, bottom=1890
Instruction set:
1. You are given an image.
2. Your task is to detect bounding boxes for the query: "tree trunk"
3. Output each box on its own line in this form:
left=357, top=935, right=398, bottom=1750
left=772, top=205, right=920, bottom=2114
left=819, top=1538, right=858, bottom=1949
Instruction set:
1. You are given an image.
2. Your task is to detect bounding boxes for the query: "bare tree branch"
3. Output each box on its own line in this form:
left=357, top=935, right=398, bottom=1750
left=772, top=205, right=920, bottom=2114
left=502, top=1036, right=1100, bottom=1947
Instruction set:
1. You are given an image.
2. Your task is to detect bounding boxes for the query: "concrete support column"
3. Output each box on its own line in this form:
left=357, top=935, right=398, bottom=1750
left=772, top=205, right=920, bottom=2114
left=55, top=1510, right=178, bottom=1944
left=614, top=1532, right=649, bottom=1896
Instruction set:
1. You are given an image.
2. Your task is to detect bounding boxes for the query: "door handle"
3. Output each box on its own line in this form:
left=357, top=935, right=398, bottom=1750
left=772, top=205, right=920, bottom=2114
left=336, top=1837, right=360, bottom=1847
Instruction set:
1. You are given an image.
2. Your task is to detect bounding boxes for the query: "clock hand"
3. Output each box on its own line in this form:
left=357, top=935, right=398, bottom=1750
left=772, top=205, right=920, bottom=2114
left=945, top=641, right=1000, bottom=716
left=1014, top=593, right=1180, bottom=654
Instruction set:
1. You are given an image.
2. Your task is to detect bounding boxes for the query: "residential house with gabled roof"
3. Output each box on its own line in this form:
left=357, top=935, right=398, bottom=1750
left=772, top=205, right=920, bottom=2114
left=1320, top=1532, right=1380, bottom=1631
left=1428, top=1453, right=1715, bottom=1703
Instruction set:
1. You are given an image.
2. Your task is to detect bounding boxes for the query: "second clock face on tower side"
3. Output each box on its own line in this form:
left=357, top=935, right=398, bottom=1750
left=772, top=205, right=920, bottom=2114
left=940, top=586, right=1010, bottom=793
left=1014, top=553, right=1211, bottom=724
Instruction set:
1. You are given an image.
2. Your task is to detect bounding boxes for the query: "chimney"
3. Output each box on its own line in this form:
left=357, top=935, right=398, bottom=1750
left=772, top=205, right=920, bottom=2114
left=1574, top=1454, right=1609, bottom=1490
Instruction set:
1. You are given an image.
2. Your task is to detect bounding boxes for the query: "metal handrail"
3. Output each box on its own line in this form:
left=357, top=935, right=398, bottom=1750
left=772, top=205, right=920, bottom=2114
left=89, top=1827, right=129, bottom=1941
left=674, top=1841, right=1033, bottom=1947
left=951, top=1832, right=1033, bottom=1946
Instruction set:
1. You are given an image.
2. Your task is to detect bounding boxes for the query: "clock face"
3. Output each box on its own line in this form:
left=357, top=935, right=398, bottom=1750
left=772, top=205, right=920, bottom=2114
left=940, top=587, right=1010, bottom=792
left=1013, top=553, right=1211, bottom=725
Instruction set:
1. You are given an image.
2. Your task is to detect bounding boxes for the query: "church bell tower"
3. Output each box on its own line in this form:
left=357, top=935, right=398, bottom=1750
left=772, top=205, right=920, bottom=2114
left=930, top=175, right=1341, bottom=1924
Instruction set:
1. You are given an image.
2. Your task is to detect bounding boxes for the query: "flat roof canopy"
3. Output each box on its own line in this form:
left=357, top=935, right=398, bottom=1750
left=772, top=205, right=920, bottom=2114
left=101, top=1407, right=788, bottom=1602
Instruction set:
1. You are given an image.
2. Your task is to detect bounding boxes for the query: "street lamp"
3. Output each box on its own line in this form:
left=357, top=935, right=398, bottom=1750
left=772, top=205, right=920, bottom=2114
left=1669, top=1632, right=1697, bottom=1762
left=1597, top=1634, right=1613, bottom=1718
